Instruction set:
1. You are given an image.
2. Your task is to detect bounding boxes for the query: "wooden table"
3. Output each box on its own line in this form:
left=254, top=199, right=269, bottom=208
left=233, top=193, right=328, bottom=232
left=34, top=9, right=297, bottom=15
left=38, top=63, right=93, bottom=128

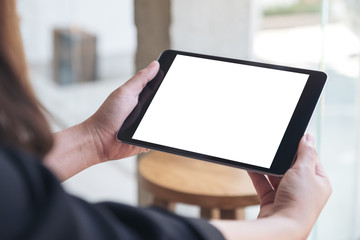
left=138, top=151, right=260, bottom=219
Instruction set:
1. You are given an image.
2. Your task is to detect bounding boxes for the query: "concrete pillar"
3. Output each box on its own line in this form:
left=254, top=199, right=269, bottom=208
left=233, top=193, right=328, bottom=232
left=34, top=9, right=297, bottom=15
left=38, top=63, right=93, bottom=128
left=134, top=0, right=172, bottom=207
left=134, top=0, right=171, bottom=71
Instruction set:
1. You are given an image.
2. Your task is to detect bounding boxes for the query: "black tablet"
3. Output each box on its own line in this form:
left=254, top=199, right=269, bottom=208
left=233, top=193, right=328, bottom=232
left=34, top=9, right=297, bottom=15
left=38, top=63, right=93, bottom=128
left=117, top=50, right=327, bottom=175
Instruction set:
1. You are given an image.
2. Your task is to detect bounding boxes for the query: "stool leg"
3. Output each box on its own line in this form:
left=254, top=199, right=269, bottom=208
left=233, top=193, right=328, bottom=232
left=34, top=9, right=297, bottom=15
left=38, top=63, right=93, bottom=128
left=220, top=208, right=245, bottom=220
left=153, top=197, right=175, bottom=212
left=200, top=207, right=219, bottom=219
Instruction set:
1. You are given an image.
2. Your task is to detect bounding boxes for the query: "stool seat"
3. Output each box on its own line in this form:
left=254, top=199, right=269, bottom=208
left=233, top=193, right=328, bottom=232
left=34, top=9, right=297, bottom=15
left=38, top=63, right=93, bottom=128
left=138, top=151, right=259, bottom=219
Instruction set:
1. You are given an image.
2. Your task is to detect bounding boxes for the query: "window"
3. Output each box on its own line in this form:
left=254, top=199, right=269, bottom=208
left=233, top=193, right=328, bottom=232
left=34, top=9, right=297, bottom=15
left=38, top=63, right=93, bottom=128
left=257, top=0, right=360, bottom=239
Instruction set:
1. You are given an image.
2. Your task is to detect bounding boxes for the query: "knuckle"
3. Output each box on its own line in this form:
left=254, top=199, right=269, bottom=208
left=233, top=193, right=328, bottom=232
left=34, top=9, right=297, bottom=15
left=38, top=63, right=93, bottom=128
left=303, top=143, right=318, bottom=157
left=136, top=68, right=147, bottom=77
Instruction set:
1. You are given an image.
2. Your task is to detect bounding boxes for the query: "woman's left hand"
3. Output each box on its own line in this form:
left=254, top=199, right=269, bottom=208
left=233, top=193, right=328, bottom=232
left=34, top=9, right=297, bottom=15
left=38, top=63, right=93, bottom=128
left=44, top=61, right=159, bottom=181
left=85, top=61, right=160, bottom=163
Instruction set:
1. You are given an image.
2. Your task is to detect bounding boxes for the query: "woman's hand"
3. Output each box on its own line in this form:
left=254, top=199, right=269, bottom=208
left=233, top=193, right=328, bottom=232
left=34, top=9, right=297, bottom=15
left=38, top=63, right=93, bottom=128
left=84, top=61, right=160, bottom=162
left=44, top=61, right=160, bottom=181
left=248, top=134, right=332, bottom=236
left=211, top=134, right=332, bottom=240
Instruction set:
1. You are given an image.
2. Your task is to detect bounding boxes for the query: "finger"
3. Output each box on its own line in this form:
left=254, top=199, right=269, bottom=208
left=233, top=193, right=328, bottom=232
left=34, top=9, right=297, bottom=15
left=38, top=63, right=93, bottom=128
left=315, top=158, right=328, bottom=179
left=292, top=134, right=317, bottom=171
left=123, top=61, right=160, bottom=94
left=248, top=171, right=274, bottom=199
left=267, top=175, right=282, bottom=189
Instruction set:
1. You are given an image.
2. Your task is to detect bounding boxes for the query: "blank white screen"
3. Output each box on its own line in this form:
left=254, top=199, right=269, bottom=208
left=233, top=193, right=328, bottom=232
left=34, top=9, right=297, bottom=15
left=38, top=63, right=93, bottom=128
left=133, top=55, right=309, bottom=168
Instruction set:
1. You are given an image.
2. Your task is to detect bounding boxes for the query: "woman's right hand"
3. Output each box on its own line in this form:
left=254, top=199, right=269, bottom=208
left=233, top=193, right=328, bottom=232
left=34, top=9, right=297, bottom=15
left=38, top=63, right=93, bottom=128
left=248, top=134, right=332, bottom=237
left=211, top=134, right=332, bottom=240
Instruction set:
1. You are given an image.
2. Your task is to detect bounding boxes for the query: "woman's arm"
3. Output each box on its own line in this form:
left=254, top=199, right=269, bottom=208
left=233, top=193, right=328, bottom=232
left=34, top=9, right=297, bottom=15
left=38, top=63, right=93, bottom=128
left=211, top=134, right=332, bottom=240
left=44, top=61, right=160, bottom=181
left=211, top=215, right=301, bottom=240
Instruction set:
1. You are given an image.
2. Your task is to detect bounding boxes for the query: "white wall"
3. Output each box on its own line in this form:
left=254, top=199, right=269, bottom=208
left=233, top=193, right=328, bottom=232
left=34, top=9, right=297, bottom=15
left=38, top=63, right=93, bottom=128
left=261, top=0, right=298, bottom=8
left=17, top=0, right=136, bottom=64
left=171, top=0, right=260, bottom=60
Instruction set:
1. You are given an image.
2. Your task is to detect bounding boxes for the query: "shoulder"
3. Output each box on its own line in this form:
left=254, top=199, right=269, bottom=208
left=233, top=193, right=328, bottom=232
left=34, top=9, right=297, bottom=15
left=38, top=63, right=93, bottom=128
left=0, top=145, right=43, bottom=172
left=0, top=145, right=66, bottom=204
left=0, top=146, right=64, bottom=239
left=0, top=145, right=44, bottom=194
left=0, top=146, right=56, bottom=197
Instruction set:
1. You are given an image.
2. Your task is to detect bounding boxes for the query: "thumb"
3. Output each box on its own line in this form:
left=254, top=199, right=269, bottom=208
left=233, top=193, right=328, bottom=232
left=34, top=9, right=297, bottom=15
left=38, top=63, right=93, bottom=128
left=122, top=61, right=160, bottom=94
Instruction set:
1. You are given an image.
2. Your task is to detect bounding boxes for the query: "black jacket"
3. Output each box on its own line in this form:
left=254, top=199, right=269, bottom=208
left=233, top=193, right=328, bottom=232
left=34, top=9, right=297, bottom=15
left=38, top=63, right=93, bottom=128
left=0, top=146, right=224, bottom=240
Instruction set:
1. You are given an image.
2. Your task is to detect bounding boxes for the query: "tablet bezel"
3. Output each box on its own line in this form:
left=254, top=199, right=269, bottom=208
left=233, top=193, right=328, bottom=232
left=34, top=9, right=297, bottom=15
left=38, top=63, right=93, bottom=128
left=116, top=50, right=327, bottom=175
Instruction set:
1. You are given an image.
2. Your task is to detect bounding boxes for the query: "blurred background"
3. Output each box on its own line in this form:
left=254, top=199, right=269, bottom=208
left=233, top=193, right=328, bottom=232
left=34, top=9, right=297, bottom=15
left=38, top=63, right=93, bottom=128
left=17, top=0, right=360, bottom=239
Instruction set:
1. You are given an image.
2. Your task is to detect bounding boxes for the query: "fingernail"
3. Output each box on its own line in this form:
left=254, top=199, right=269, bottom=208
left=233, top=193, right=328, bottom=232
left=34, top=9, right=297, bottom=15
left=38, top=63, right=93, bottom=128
left=305, top=134, right=315, bottom=147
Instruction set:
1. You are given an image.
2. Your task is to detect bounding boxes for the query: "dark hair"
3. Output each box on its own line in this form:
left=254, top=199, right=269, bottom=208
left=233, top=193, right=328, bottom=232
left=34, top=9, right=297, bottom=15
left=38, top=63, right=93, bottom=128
left=0, top=0, right=53, bottom=156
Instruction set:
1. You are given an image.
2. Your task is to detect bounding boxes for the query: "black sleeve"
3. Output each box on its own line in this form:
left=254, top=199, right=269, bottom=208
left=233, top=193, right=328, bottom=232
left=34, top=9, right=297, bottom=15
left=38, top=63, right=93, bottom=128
left=0, top=147, right=225, bottom=240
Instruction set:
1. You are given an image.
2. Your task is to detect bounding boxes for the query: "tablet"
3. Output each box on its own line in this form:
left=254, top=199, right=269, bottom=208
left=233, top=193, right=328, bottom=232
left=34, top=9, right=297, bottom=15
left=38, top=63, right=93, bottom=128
left=117, top=50, right=327, bottom=175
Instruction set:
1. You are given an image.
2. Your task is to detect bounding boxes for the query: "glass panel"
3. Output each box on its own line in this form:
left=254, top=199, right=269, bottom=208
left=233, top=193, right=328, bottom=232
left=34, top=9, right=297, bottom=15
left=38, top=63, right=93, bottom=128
left=256, top=0, right=360, bottom=239
left=316, top=0, right=360, bottom=239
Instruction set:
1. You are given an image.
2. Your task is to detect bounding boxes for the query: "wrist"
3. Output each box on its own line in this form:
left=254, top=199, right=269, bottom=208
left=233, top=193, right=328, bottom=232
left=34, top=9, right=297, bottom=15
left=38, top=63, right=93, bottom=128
left=81, top=118, right=108, bottom=164
left=211, top=214, right=307, bottom=240
left=264, top=214, right=307, bottom=240
left=44, top=121, right=104, bottom=181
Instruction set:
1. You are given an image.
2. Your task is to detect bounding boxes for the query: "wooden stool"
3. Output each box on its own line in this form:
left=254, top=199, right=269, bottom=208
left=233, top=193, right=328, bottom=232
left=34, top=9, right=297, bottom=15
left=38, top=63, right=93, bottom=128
left=138, top=151, right=260, bottom=220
